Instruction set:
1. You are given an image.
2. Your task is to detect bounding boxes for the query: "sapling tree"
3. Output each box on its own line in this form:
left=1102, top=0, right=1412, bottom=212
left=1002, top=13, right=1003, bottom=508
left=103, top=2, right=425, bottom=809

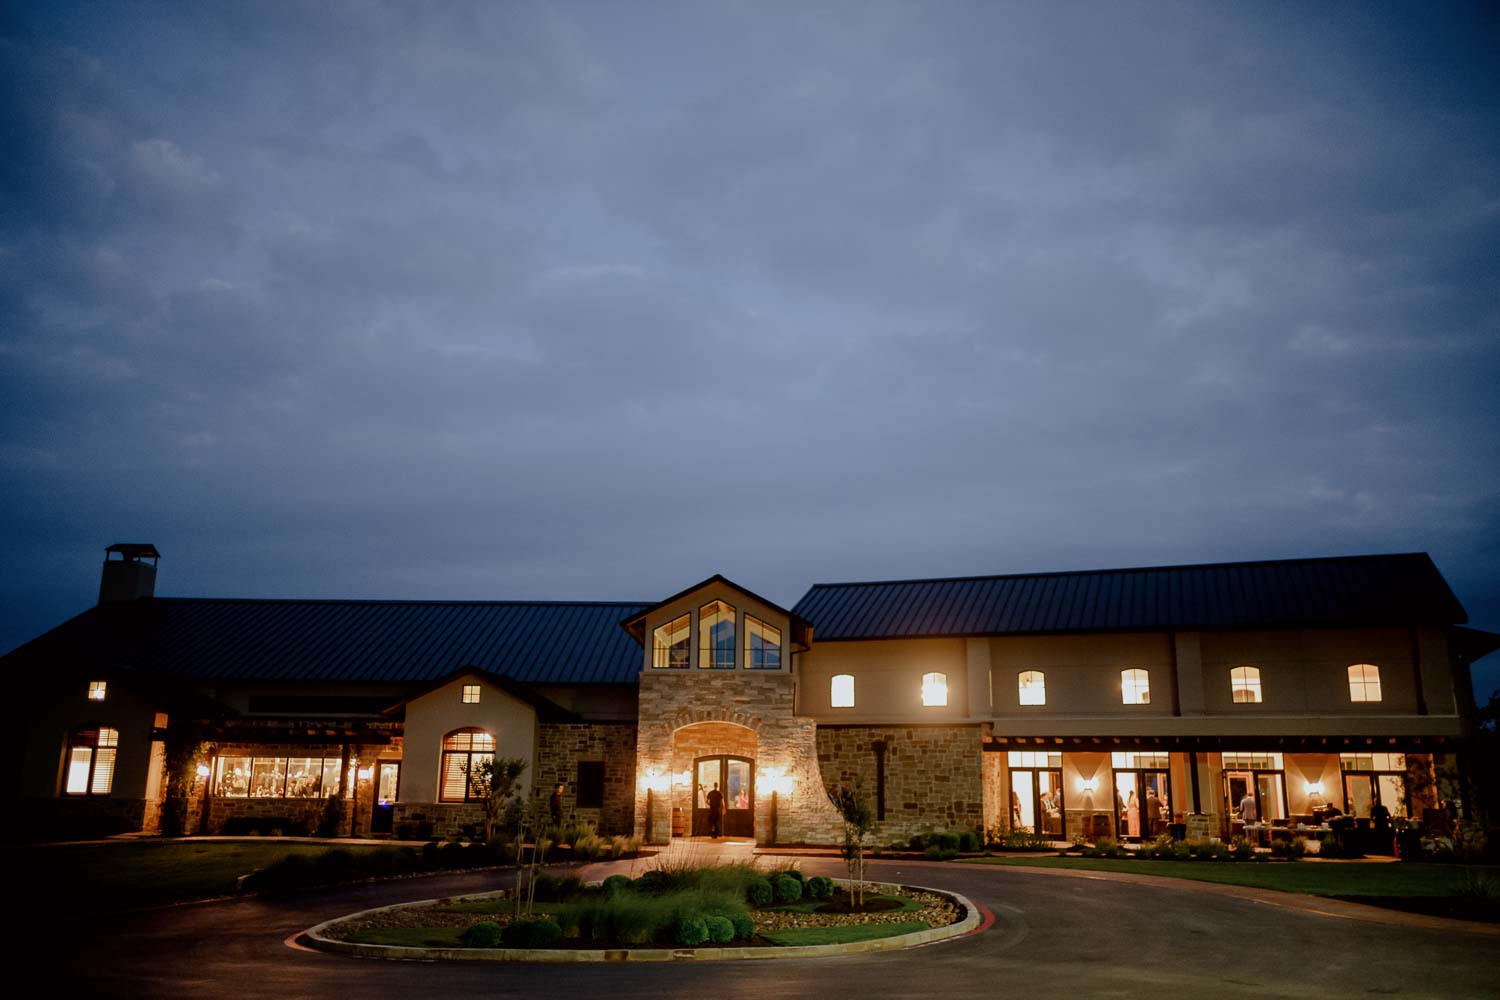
left=827, top=780, right=875, bottom=909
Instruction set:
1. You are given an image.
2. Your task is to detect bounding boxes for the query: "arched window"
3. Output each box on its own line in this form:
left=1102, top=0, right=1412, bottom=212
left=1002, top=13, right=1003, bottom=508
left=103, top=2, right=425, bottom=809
left=1018, top=670, right=1046, bottom=706
left=1230, top=665, right=1263, bottom=704
left=831, top=673, right=855, bottom=708
left=921, top=671, right=948, bottom=707
left=699, top=601, right=737, bottom=670
left=1121, top=669, right=1151, bottom=705
left=64, top=726, right=118, bottom=796
left=440, top=728, right=495, bottom=802
left=1347, top=664, right=1382, bottom=703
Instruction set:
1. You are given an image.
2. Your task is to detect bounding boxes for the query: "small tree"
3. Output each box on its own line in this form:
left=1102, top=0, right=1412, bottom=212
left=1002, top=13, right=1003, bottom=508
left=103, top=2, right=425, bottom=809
left=469, top=756, right=528, bottom=845
left=827, top=780, right=875, bottom=909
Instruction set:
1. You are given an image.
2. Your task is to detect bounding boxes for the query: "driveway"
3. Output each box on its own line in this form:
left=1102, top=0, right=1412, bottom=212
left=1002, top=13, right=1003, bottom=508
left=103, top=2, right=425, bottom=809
left=44, top=858, right=1500, bottom=998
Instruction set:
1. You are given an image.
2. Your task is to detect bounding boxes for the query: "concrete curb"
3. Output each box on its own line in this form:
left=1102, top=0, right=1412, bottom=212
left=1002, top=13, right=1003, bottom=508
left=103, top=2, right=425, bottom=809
left=298, top=879, right=980, bottom=962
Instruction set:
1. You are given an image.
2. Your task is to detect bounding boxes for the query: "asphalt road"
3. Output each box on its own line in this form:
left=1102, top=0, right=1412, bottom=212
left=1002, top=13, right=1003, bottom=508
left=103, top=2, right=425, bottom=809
left=45, top=859, right=1500, bottom=999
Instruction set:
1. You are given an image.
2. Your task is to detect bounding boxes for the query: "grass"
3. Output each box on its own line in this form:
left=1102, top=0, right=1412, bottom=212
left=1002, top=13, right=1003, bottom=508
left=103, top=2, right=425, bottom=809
left=760, top=921, right=929, bottom=947
left=766, top=894, right=922, bottom=915
left=12, top=840, right=393, bottom=908
left=963, top=857, right=1500, bottom=899
left=348, top=926, right=469, bottom=948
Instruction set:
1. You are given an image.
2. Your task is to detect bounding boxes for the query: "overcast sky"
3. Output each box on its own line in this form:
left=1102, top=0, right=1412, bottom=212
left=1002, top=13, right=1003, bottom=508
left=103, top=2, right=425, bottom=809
left=3, top=2, right=1497, bottom=695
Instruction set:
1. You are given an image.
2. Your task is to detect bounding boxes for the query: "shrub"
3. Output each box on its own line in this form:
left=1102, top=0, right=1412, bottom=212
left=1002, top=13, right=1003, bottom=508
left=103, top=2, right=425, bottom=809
left=728, top=912, right=754, bottom=940
left=462, top=921, right=503, bottom=948
left=673, top=916, right=709, bottom=947
left=704, top=915, right=735, bottom=944
left=924, top=845, right=958, bottom=861
left=610, top=835, right=631, bottom=859
left=774, top=874, right=804, bottom=903
left=553, top=908, right=584, bottom=939
left=502, top=919, right=563, bottom=948
left=1141, top=834, right=1178, bottom=860
left=1271, top=837, right=1306, bottom=860
left=633, top=870, right=673, bottom=895
left=1083, top=837, right=1126, bottom=859
left=933, top=832, right=961, bottom=852
left=603, top=874, right=632, bottom=897
left=908, top=833, right=927, bottom=851
left=745, top=876, right=773, bottom=906
left=1187, top=839, right=1231, bottom=861
left=439, top=840, right=468, bottom=868
left=530, top=874, right=583, bottom=902
left=806, top=876, right=834, bottom=900
left=572, top=834, right=604, bottom=861
left=1230, top=836, right=1257, bottom=860
left=958, top=830, right=981, bottom=853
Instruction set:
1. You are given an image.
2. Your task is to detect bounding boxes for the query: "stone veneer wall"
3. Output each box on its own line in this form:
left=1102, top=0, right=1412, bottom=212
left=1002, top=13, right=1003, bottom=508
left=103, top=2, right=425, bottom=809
left=530, top=722, right=638, bottom=835
left=188, top=740, right=397, bottom=838
left=635, top=672, right=844, bottom=845
left=815, top=725, right=986, bottom=843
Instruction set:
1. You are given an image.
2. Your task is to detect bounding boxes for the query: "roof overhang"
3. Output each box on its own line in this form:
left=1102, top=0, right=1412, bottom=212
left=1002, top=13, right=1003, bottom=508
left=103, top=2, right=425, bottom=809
left=381, top=666, right=577, bottom=721
left=619, top=574, right=813, bottom=650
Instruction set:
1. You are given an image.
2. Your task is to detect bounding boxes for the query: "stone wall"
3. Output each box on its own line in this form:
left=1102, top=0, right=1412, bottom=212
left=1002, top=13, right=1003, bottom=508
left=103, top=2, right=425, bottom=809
left=815, top=724, right=986, bottom=843
left=189, top=740, right=394, bottom=837
left=531, top=722, right=638, bottom=835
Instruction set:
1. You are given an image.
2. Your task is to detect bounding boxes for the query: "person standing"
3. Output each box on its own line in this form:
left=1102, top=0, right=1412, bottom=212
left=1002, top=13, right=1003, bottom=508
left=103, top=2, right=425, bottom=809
left=549, top=782, right=565, bottom=828
left=706, top=782, right=725, bottom=838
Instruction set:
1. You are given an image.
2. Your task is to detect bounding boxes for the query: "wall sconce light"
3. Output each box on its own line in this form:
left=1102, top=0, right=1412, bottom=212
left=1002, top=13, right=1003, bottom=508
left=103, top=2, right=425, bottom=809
left=1076, top=777, right=1099, bottom=793
left=673, top=770, right=692, bottom=788
left=358, top=767, right=373, bottom=782
left=760, top=766, right=795, bottom=796
left=640, top=766, right=670, bottom=794
left=196, top=763, right=211, bottom=779
left=1305, top=781, right=1324, bottom=796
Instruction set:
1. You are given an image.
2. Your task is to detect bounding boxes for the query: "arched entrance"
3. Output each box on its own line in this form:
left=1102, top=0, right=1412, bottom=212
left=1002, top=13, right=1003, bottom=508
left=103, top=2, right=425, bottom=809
left=692, top=755, right=753, bottom=837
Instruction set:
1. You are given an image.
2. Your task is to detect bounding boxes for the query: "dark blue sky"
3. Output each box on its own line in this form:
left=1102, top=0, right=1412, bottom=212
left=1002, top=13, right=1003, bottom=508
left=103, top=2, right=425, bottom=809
left=3, top=2, right=1498, bottom=697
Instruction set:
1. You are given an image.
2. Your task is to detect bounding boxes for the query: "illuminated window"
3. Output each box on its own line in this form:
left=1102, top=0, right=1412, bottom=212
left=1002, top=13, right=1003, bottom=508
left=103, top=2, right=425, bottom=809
left=921, top=671, right=948, bottom=707
left=1018, top=670, right=1046, bottom=706
left=440, top=729, right=495, bottom=802
left=1121, top=669, right=1151, bottom=705
left=699, top=601, right=736, bottom=669
left=1230, top=665, right=1262, bottom=704
left=87, top=680, right=107, bottom=701
left=213, top=755, right=343, bottom=798
left=1111, top=751, right=1170, bottom=768
left=1347, top=664, right=1382, bottom=702
left=745, top=615, right=782, bottom=670
left=1222, top=751, right=1284, bottom=770
left=652, top=614, right=691, bottom=669
left=831, top=674, right=855, bottom=708
left=461, top=683, right=481, bottom=704
left=153, top=712, right=169, bottom=729
left=1008, top=750, right=1062, bottom=768
left=64, top=727, right=118, bottom=796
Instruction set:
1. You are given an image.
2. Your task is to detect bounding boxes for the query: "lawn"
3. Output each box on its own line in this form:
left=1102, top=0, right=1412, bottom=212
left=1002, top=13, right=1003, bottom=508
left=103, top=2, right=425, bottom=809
left=12, top=840, right=394, bottom=908
left=964, top=857, right=1499, bottom=899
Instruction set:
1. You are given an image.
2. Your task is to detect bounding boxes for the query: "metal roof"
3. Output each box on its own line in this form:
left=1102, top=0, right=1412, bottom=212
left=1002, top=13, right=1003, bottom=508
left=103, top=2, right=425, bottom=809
left=5, top=598, right=650, bottom=684
left=792, top=553, right=1468, bottom=640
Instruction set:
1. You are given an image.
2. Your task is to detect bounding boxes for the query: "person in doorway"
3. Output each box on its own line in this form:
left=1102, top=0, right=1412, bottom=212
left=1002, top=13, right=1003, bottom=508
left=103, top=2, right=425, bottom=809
left=1238, top=790, right=1258, bottom=825
left=1145, top=787, right=1162, bottom=837
left=549, top=783, right=565, bottom=827
left=1126, top=790, right=1140, bottom=838
left=706, top=782, right=725, bottom=838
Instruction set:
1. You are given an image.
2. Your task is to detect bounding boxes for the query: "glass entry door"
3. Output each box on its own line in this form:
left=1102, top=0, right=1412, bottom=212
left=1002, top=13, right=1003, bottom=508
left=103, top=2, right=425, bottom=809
left=1010, top=768, right=1065, bottom=840
left=692, top=755, right=754, bottom=838
left=1114, top=770, right=1170, bottom=840
left=371, top=762, right=399, bottom=834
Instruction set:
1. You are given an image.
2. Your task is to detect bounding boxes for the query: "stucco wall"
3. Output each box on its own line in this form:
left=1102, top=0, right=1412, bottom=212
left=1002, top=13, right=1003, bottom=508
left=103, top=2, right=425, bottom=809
left=400, top=675, right=538, bottom=804
left=796, top=638, right=970, bottom=721
left=989, top=633, right=1176, bottom=717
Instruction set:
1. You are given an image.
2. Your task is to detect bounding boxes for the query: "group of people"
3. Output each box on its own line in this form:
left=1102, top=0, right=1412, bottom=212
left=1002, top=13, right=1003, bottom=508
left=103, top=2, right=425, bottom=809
left=1119, top=785, right=1169, bottom=838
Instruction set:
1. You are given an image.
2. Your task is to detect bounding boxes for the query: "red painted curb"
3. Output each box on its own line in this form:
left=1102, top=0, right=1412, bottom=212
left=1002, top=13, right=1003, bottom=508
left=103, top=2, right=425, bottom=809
left=963, top=901, right=995, bottom=936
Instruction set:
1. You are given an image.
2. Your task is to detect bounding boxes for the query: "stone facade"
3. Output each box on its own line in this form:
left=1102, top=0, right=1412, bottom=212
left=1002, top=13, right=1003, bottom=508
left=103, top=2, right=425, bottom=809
left=531, top=722, right=638, bottom=834
left=815, top=724, right=987, bottom=843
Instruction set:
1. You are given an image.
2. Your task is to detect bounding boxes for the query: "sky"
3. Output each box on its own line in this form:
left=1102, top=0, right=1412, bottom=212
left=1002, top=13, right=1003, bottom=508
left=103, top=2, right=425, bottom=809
left=2, top=2, right=1498, bottom=696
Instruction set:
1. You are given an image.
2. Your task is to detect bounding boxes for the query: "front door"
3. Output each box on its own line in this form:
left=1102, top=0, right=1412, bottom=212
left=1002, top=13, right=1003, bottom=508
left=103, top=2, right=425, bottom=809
left=371, top=762, right=399, bottom=834
left=692, top=755, right=754, bottom=838
left=1114, top=770, right=1170, bottom=840
left=1010, top=768, right=1065, bottom=840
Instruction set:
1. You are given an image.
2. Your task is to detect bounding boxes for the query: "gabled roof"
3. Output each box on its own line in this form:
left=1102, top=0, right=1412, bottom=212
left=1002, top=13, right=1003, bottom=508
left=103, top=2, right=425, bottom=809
left=381, top=666, right=576, bottom=720
left=618, top=574, right=812, bottom=648
left=792, top=553, right=1469, bottom=641
left=1, top=598, right=651, bottom=685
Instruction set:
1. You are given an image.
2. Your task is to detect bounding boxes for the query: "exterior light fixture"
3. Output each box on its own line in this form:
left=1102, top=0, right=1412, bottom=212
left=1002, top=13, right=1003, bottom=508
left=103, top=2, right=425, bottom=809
left=1305, top=780, right=1324, bottom=796
left=358, top=767, right=373, bottom=781
left=1076, top=777, right=1099, bottom=793
left=759, top=766, right=795, bottom=796
left=640, top=766, right=670, bottom=794
left=196, top=763, right=211, bottom=779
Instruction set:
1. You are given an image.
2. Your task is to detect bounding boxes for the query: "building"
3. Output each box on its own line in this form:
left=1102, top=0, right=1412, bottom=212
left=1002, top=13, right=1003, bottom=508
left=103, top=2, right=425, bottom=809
left=10, top=545, right=1497, bottom=845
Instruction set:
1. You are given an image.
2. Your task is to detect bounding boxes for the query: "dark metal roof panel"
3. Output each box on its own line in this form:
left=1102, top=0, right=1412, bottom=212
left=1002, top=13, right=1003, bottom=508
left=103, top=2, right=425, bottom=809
left=793, top=553, right=1467, bottom=640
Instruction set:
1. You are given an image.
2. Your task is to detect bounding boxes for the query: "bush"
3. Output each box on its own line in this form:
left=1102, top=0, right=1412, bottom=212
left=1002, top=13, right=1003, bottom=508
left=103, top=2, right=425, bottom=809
left=933, top=832, right=961, bottom=852
left=439, top=840, right=469, bottom=868
left=745, top=876, right=773, bottom=906
left=774, top=874, right=804, bottom=903
left=315, top=797, right=343, bottom=838
left=572, top=833, right=604, bottom=861
left=806, top=876, right=834, bottom=900
left=1187, top=839, right=1231, bottom=861
left=529, top=874, right=583, bottom=902
left=1230, top=836, right=1256, bottom=861
left=461, top=921, right=502, bottom=947
left=704, top=914, right=735, bottom=944
left=673, top=916, right=709, bottom=946
left=632, top=869, right=673, bottom=895
left=602, top=874, right=632, bottom=897
left=728, top=911, right=754, bottom=940
left=958, top=830, right=981, bottom=853
left=502, top=919, right=563, bottom=948
left=923, top=845, right=958, bottom=861
left=908, top=834, right=927, bottom=851
left=1083, top=837, right=1127, bottom=859
left=1271, top=836, right=1306, bottom=860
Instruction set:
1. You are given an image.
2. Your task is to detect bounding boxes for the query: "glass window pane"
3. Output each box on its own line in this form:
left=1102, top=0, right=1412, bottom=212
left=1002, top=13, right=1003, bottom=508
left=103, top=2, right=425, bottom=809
left=745, top=616, right=781, bottom=670
left=1115, top=773, right=1142, bottom=838
left=696, top=759, right=718, bottom=808
left=98, top=727, right=119, bottom=747
left=699, top=601, right=736, bottom=670
left=1348, top=663, right=1382, bottom=702
left=321, top=758, right=342, bottom=796
left=1038, top=771, right=1064, bottom=837
left=1010, top=772, right=1035, bottom=832
left=831, top=674, right=854, bottom=707
left=1019, top=670, right=1046, bottom=705
left=1257, top=773, right=1285, bottom=820
left=725, top=760, right=750, bottom=809
left=66, top=748, right=92, bottom=794
left=921, top=672, right=948, bottom=707
left=90, top=748, right=116, bottom=795
left=1144, top=773, right=1170, bottom=836
left=377, top=764, right=400, bottom=804
left=1377, top=774, right=1406, bottom=818
left=1345, top=775, right=1373, bottom=817
left=1231, top=665, right=1262, bottom=703
left=286, top=757, right=321, bottom=797
left=1122, top=669, right=1150, bottom=704
left=217, top=757, right=250, bottom=797
left=441, top=753, right=469, bottom=801
left=653, top=614, right=691, bottom=669
left=250, top=758, right=285, bottom=797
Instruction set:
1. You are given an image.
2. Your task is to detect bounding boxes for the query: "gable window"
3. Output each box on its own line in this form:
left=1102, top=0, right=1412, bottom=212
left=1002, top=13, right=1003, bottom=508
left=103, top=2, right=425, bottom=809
left=440, top=728, right=495, bottom=802
left=1347, top=664, right=1382, bottom=703
left=831, top=673, right=855, bottom=708
left=64, top=726, right=118, bottom=796
left=1230, top=666, right=1263, bottom=704
left=745, top=615, right=782, bottom=670
left=653, top=614, right=691, bottom=669
left=87, top=680, right=107, bottom=701
left=1121, top=669, right=1151, bottom=705
left=699, top=600, right=736, bottom=670
left=1018, top=670, right=1046, bottom=706
left=576, top=760, right=605, bottom=809
left=921, top=671, right=948, bottom=707
left=461, top=683, right=481, bottom=704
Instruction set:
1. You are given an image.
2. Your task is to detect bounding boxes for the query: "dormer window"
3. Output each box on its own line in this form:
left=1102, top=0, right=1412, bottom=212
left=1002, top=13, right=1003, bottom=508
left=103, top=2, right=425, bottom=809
left=745, top=615, right=781, bottom=670
left=653, top=614, right=691, bottom=669
left=699, top=601, right=736, bottom=670
left=461, top=683, right=481, bottom=704
left=88, top=680, right=107, bottom=701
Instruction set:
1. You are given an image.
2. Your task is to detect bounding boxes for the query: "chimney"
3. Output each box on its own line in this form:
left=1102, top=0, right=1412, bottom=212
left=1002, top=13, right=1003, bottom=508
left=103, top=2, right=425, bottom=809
left=99, top=543, right=160, bottom=605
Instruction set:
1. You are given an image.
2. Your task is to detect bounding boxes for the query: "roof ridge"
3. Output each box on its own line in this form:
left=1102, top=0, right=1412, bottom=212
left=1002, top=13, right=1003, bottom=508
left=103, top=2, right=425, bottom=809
left=145, top=597, right=652, bottom=608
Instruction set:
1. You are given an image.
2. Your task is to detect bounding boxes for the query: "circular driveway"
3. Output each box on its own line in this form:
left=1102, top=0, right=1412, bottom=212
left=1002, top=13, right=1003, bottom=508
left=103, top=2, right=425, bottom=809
left=48, top=859, right=1500, bottom=998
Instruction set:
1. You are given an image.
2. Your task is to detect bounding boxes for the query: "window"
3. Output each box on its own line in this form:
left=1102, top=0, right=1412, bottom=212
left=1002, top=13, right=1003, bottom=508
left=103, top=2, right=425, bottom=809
left=213, top=755, right=343, bottom=797
left=1222, top=751, right=1284, bottom=770
left=1340, top=753, right=1411, bottom=819
left=440, top=729, right=495, bottom=802
left=1230, top=665, right=1263, bottom=704
left=461, top=683, right=481, bottom=704
left=1018, top=670, right=1046, bottom=706
left=1340, top=752, right=1405, bottom=772
left=1111, top=751, right=1170, bottom=768
left=576, top=760, right=605, bottom=808
left=745, top=615, right=782, bottom=670
left=1121, top=669, right=1151, bottom=705
left=87, top=680, right=107, bottom=701
left=831, top=673, right=855, bottom=708
left=64, top=727, right=117, bottom=795
left=921, top=671, right=948, bottom=707
left=699, top=601, right=736, bottom=669
left=652, top=614, right=691, bottom=669
left=1347, top=663, right=1382, bottom=702
left=152, top=711, right=169, bottom=729
left=1007, top=750, right=1062, bottom=768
